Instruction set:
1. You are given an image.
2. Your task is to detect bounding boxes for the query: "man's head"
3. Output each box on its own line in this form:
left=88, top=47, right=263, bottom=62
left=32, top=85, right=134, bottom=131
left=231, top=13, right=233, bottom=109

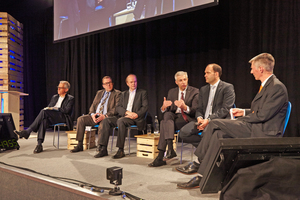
left=204, top=64, right=221, bottom=85
left=175, top=71, right=188, bottom=91
left=126, top=74, right=137, bottom=91
left=249, top=53, right=274, bottom=81
left=102, top=76, right=114, bottom=92
left=57, top=81, right=70, bottom=96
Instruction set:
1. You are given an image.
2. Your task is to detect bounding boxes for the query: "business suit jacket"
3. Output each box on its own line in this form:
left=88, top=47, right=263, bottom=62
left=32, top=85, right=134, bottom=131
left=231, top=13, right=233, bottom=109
left=88, top=89, right=121, bottom=117
left=196, top=80, right=235, bottom=120
left=48, top=93, right=75, bottom=130
left=116, top=89, right=148, bottom=130
left=239, top=75, right=288, bottom=137
left=164, top=86, right=199, bottom=120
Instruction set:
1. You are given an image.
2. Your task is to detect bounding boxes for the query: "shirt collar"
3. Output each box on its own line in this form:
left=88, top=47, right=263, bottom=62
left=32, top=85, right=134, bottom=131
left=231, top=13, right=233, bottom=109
left=261, top=74, right=273, bottom=87
left=210, top=79, right=220, bottom=88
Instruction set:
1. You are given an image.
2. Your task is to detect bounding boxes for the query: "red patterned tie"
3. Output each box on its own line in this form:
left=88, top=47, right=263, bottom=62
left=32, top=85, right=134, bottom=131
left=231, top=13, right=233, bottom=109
left=181, top=92, right=189, bottom=122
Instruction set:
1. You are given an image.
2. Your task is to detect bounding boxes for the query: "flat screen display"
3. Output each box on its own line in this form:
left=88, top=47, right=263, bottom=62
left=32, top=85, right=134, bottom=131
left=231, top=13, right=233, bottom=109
left=54, top=0, right=218, bottom=42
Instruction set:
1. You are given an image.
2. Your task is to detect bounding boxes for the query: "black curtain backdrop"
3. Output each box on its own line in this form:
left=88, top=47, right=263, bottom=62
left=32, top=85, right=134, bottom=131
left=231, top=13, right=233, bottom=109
left=1, top=0, right=300, bottom=137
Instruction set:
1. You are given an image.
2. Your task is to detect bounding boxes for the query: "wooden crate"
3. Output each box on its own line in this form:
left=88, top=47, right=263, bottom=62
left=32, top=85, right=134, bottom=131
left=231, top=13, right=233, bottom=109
left=66, top=130, right=96, bottom=150
left=135, top=134, right=177, bottom=159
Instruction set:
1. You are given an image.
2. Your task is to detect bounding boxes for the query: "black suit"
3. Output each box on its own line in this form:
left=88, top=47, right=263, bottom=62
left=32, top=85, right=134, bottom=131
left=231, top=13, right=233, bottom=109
left=196, top=75, right=288, bottom=175
left=179, top=80, right=235, bottom=145
left=98, top=89, right=148, bottom=148
left=29, top=94, right=75, bottom=143
left=157, top=86, right=199, bottom=151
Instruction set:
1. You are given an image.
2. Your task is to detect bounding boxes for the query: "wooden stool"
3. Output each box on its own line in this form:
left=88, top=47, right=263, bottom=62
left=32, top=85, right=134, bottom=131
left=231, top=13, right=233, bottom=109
left=135, top=134, right=177, bottom=159
left=66, top=130, right=96, bottom=150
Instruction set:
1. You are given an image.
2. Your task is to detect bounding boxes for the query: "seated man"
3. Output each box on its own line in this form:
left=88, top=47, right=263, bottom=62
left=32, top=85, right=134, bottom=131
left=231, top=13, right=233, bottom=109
left=176, top=64, right=235, bottom=174
left=95, top=74, right=148, bottom=159
left=177, top=53, right=289, bottom=189
left=70, top=76, right=121, bottom=155
left=148, top=71, right=199, bottom=167
left=14, top=81, right=74, bottom=154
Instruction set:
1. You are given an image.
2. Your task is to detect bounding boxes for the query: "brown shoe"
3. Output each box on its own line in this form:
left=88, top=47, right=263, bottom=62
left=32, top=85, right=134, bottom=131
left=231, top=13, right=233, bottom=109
left=112, top=149, right=125, bottom=159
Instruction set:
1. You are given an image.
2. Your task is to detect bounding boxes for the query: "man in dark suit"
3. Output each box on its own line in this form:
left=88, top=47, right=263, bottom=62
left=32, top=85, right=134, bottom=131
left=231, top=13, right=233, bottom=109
left=175, top=64, right=235, bottom=174
left=95, top=74, right=148, bottom=159
left=177, top=53, right=289, bottom=189
left=70, top=76, right=121, bottom=155
left=148, top=71, right=199, bottom=167
left=14, top=81, right=75, bottom=154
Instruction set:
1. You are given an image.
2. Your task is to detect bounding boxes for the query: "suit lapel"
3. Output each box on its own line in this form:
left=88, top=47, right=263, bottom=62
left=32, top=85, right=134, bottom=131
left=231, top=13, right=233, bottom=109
left=213, top=81, right=223, bottom=107
left=185, top=86, right=191, bottom=103
left=252, top=75, right=274, bottom=103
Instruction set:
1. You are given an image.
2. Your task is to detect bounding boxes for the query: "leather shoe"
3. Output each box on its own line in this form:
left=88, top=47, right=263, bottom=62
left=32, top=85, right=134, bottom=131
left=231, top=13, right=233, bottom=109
left=175, top=161, right=200, bottom=175
left=94, top=148, right=108, bottom=158
left=33, top=144, right=43, bottom=154
left=14, top=130, right=30, bottom=139
left=70, top=145, right=83, bottom=153
left=112, top=149, right=125, bottom=159
left=148, top=157, right=166, bottom=167
left=177, top=176, right=202, bottom=189
left=164, top=149, right=177, bottom=159
left=96, top=144, right=101, bottom=152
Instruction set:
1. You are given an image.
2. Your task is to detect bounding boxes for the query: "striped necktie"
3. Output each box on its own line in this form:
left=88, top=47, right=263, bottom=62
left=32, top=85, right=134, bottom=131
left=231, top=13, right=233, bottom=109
left=99, top=92, right=109, bottom=114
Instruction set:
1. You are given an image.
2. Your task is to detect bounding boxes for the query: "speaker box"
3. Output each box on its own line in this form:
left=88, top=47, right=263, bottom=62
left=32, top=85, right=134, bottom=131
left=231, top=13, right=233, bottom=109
left=199, top=137, right=300, bottom=194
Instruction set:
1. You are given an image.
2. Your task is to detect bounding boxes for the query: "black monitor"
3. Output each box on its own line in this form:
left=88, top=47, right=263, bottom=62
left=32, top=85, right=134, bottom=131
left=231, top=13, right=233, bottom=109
left=0, top=113, right=19, bottom=151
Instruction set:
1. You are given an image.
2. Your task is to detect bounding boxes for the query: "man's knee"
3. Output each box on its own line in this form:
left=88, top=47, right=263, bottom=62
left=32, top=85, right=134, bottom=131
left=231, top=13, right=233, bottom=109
left=163, top=112, right=174, bottom=121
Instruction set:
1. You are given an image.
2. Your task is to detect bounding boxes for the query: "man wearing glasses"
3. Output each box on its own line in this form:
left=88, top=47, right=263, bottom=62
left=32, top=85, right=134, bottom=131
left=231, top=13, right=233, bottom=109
left=70, top=76, right=121, bottom=154
left=14, top=81, right=74, bottom=153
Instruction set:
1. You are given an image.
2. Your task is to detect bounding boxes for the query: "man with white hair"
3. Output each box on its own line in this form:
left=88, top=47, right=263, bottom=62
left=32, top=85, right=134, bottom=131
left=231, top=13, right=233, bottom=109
left=148, top=71, right=199, bottom=167
left=177, top=53, right=289, bottom=189
left=15, top=81, right=74, bottom=154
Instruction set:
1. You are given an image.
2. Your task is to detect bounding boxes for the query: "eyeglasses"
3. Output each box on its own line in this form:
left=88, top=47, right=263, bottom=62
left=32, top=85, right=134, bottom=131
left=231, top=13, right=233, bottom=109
left=57, top=86, right=65, bottom=89
left=103, top=82, right=112, bottom=85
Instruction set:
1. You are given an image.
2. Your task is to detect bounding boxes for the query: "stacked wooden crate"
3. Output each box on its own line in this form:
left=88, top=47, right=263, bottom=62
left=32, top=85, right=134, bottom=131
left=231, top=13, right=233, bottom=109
left=66, top=130, right=96, bottom=150
left=0, top=12, right=25, bottom=130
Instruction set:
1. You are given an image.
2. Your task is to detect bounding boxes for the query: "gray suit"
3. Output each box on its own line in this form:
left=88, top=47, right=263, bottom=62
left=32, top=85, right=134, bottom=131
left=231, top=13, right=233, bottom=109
left=76, top=89, right=121, bottom=142
left=99, top=89, right=148, bottom=148
left=195, top=75, right=289, bottom=175
left=179, top=80, right=235, bottom=145
left=158, top=86, right=199, bottom=151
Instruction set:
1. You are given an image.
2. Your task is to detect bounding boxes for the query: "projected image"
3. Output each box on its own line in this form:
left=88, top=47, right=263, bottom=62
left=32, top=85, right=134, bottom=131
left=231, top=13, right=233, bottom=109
left=54, top=0, right=218, bottom=41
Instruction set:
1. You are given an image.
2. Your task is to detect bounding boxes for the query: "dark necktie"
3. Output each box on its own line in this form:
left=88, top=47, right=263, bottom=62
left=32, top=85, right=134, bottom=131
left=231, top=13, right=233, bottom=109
left=99, top=92, right=109, bottom=114
left=181, top=92, right=189, bottom=122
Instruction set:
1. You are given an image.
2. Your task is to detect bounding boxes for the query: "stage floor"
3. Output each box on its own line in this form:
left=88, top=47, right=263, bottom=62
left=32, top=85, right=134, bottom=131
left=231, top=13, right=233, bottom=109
left=0, top=130, right=219, bottom=200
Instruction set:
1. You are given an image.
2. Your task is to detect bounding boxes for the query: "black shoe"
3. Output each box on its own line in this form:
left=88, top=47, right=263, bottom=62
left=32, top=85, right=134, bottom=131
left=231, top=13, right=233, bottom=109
left=94, top=148, right=108, bottom=158
left=148, top=156, right=166, bottom=167
left=164, top=149, right=177, bottom=159
left=177, top=176, right=202, bottom=189
left=70, top=145, right=83, bottom=153
left=33, top=144, right=43, bottom=154
left=14, top=130, right=30, bottom=139
left=175, top=161, right=200, bottom=175
left=112, top=149, right=125, bottom=159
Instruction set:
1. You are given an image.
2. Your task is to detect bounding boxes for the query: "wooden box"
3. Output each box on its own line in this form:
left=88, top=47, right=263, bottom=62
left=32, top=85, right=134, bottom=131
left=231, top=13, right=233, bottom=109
left=66, top=130, right=96, bottom=150
left=135, top=134, right=177, bottom=159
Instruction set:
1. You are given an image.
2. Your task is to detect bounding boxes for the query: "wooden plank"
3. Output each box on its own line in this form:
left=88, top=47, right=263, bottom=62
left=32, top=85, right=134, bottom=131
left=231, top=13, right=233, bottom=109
left=0, top=43, right=8, bottom=48
left=137, top=144, right=158, bottom=152
left=68, top=143, right=96, bottom=150
left=68, top=136, right=95, bottom=144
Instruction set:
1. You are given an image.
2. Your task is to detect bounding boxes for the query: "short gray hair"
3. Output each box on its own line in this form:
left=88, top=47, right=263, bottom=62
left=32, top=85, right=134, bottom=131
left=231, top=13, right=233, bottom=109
left=60, top=81, right=70, bottom=89
left=249, top=53, right=275, bottom=72
left=174, top=71, right=188, bottom=81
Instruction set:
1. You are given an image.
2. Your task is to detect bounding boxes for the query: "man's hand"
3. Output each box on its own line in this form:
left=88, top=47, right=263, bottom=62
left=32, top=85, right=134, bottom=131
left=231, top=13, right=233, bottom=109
left=125, top=111, right=138, bottom=119
left=92, top=113, right=105, bottom=123
left=231, top=108, right=244, bottom=117
left=198, top=119, right=209, bottom=131
left=161, top=97, right=172, bottom=111
left=174, top=99, right=187, bottom=111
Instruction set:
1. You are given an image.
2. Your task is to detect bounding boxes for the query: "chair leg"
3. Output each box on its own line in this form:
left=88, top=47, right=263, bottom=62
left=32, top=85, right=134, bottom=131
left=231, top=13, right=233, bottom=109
left=57, top=126, right=60, bottom=149
left=191, top=145, right=194, bottom=162
left=180, top=140, right=183, bottom=164
left=53, top=125, right=56, bottom=148
left=127, top=128, right=131, bottom=155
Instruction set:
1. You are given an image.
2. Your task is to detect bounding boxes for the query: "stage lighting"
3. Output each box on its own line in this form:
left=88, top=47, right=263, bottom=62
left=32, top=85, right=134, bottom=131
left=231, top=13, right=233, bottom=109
left=106, top=166, right=123, bottom=195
